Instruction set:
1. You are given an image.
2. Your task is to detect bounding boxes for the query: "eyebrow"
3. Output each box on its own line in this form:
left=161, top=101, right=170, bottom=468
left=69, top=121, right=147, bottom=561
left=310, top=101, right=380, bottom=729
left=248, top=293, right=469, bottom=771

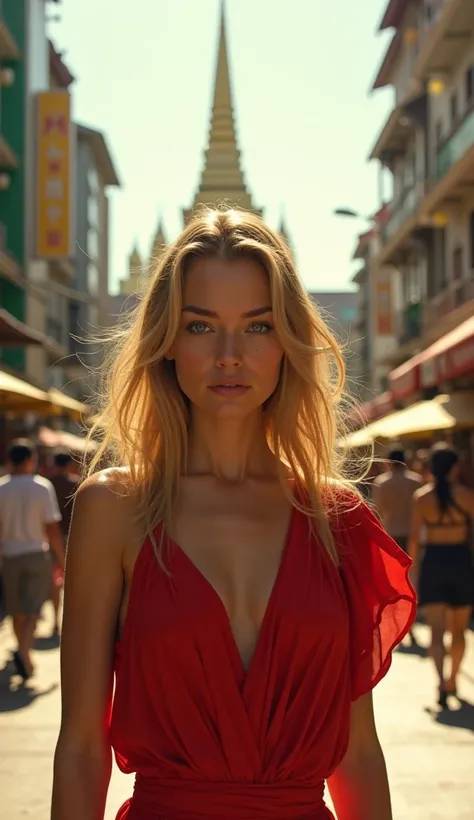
left=182, top=305, right=273, bottom=318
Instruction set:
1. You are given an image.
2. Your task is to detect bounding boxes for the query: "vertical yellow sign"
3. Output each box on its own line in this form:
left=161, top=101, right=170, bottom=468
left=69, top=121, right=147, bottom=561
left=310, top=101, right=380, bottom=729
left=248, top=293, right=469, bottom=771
left=36, top=91, right=71, bottom=258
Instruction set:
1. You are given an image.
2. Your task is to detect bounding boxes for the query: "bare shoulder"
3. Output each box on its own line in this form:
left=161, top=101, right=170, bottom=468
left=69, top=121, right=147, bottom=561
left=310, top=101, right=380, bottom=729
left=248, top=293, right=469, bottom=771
left=72, top=467, right=138, bottom=547
left=372, top=472, right=388, bottom=487
left=406, top=470, right=423, bottom=485
left=75, top=467, right=133, bottom=506
left=413, top=483, right=432, bottom=502
left=456, top=483, right=474, bottom=511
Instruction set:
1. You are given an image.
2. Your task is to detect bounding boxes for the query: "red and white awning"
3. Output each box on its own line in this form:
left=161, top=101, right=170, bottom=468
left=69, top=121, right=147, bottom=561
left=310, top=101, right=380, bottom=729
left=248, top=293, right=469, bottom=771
left=389, top=316, right=474, bottom=399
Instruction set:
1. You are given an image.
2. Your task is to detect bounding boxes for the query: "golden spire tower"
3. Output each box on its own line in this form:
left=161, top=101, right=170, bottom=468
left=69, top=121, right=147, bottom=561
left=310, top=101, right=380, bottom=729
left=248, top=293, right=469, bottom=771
left=149, top=216, right=168, bottom=269
left=278, top=211, right=295, bottom=260
left=183, top=0, right=262, bottom=224
left=120, top=243, right=144, bottom=296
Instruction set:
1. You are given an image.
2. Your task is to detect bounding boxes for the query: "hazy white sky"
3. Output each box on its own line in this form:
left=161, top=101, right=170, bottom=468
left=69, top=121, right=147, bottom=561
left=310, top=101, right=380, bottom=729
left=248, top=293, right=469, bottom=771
left=51, top=0, right=393, bottom=294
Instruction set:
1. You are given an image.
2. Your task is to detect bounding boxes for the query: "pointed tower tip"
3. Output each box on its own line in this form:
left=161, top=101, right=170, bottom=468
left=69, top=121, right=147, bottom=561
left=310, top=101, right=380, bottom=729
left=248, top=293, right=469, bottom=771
left=150, top=214, right=168, bottom=263
left=184, top=0, right=262, bottom=222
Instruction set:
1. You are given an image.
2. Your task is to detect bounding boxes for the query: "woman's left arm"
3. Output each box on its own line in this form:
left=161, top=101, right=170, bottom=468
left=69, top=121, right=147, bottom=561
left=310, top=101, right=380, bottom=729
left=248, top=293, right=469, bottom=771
left=327, top=692, right=392, bottom=820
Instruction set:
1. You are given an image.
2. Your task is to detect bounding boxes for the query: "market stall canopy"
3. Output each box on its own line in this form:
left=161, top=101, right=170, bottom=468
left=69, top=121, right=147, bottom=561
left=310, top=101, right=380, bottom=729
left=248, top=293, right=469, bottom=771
left=47, top=389, right=89, bottom=417
left=0, top=369, right=50, bottom=410
left=342, top=392, right=474, bottom=449
left=0, top=310, right=45, bottom=346
left=38, top=426, right=98, bottom=454
left=0, top=370, right=91, bottom=417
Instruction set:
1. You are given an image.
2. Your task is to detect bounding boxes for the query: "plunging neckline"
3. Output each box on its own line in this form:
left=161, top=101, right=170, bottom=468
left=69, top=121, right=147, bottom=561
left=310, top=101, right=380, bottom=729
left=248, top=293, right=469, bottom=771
left=168, top=504, right=296, bottom=680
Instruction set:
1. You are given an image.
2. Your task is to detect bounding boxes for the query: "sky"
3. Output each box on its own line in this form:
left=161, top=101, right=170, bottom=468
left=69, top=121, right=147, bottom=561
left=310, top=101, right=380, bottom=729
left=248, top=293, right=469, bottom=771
left=51, top=0, right=394, bottom=295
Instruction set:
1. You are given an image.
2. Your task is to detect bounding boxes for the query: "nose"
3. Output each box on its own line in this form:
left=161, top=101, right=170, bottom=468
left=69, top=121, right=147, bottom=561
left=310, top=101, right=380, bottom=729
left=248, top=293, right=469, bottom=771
left=215, top=330, right=243, bottom=369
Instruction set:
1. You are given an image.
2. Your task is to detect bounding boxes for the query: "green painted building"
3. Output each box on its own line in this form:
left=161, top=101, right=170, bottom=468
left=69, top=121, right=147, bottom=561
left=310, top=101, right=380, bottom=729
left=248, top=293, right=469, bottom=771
left=0, top=1, right=26, bottom=371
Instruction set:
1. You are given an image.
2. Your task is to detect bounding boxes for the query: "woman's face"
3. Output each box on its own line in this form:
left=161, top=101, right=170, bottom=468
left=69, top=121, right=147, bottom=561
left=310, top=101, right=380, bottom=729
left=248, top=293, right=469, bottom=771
left=169, top=256, right=284, bottom=420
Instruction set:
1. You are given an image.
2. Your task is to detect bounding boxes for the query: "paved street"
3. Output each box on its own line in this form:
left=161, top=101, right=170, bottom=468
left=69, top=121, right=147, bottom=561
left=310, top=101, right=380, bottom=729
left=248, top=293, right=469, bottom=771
left=1, top=606, right=473, bottom=819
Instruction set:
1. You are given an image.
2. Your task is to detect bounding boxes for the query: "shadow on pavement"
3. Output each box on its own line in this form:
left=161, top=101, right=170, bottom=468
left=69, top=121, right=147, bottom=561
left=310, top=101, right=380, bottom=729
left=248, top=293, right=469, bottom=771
left=396, top=641, right=428, bottom=659
left=0, top=661, right=58, bottom=712
left=425, top=698, right=474, bottom=732
left=34, top=634, right=60, bottom=652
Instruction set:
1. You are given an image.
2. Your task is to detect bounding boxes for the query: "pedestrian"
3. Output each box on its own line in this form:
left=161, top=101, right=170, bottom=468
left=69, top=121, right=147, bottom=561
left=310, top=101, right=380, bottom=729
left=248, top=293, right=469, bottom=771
left=52, top=209, right=415, bottom=820
left=48, top=451, right=80, bottom=635
left=0, top=439, right=65, bottom=679
left=409, top=443, right=474, bottom=708
left=372, top=447, right=422, bottom=647
left=372, top=447, right=423, bottom=554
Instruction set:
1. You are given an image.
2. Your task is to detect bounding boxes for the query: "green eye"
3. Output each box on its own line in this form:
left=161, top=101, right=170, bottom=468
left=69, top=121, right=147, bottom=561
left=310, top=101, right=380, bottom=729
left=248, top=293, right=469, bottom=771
left=187, top=321, right=211, bottom=334
left=247, top=321, right=272, bottom=333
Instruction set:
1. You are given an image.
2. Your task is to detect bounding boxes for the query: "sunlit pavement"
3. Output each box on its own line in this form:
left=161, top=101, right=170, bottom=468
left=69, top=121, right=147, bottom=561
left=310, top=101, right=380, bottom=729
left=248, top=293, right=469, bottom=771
left=1, top=606, right=473, bottom=819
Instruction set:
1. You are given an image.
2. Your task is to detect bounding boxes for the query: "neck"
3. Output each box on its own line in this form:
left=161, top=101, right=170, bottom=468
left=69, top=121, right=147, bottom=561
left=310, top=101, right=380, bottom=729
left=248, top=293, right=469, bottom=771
left=186, top=411, right=277, bottom=482
left=11, top=467, right=31, bottom=476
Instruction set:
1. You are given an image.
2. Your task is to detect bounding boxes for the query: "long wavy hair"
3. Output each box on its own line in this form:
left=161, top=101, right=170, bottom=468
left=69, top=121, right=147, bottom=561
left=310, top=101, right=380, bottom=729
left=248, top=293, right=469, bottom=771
left=87, top=208, right=359, bottom=565
left=429, top=443, right=459, bottom=515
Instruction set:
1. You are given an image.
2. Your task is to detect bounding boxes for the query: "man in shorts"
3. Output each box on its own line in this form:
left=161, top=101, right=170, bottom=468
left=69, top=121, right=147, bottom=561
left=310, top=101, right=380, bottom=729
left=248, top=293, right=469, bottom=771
left=0, top=439, right=65, bottom=679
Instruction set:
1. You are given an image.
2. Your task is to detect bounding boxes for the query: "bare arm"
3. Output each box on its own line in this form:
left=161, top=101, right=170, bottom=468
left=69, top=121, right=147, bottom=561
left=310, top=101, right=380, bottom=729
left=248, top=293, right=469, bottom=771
left=327, top=692, right=391, bottom=820
left=408, top=491, right=425, bottom=586
left=44, top=522, right=65, bottom=568
left=51, top=473, right=131, bottom=820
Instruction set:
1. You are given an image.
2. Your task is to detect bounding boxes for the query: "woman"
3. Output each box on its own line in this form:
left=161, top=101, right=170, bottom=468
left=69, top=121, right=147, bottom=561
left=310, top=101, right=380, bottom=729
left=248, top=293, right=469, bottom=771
left=52, top=210, right=415, bottom=820
left=409, top=443, right=474, bottom=707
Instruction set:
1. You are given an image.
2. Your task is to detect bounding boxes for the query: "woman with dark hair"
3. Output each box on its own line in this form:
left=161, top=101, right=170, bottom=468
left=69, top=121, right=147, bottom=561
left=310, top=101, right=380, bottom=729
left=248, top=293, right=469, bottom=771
left=409, top=443, right=474, bottom=707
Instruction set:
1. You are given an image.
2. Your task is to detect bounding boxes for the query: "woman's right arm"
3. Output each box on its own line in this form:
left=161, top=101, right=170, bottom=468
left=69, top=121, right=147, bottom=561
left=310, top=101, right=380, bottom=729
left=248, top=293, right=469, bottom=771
left=51, top=473, right=132, bottom=820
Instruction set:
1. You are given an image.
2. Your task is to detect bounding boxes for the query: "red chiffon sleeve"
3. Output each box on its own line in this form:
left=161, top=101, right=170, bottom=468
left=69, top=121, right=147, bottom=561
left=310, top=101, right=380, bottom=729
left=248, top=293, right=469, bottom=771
left=334, top=496, right=417, bottom=701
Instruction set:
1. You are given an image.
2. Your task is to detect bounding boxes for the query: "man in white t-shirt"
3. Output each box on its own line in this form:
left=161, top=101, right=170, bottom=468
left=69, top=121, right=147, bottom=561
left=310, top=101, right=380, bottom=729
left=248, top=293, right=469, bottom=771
left=0, top=439, right=65, bottom=679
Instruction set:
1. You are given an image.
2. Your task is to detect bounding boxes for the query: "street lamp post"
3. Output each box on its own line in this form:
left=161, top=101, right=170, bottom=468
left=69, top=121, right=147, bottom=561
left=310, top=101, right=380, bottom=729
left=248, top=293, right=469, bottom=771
left=334, top=208, right=373, bottom=222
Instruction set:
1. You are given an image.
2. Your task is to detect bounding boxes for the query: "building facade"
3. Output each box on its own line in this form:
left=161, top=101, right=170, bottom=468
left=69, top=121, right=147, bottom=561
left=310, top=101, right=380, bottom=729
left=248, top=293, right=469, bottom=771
left=0, top=2, right=121, bottom=401
left=368, top=0, right=474, bottom=408
left=350, top=212, right=398, bottom=402
left=309, top=290, right=360, bottom=395
left=0, top=1, right=28, bottom=373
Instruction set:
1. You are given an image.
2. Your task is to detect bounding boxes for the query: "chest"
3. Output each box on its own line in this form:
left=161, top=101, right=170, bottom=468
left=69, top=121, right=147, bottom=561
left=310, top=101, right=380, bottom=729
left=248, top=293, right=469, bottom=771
left=168, top=502, right=293, bottom=668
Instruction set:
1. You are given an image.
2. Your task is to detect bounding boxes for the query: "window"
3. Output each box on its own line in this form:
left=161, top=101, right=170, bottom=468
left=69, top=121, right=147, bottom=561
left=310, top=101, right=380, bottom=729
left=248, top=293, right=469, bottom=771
left=87, top=168, right=100, bottom=195
left=87, top=228, right=100, bottom=262
left=466, top=66, right=474, bottom=104
left=87, top=195, right=100, bottom=229
left=88, top=304, right=100, bottom=329
left=452, top=246, right=463, bottom=281
left=87, top=263, right=100, bottom=296
left=450, top=92, right=458, bottom=123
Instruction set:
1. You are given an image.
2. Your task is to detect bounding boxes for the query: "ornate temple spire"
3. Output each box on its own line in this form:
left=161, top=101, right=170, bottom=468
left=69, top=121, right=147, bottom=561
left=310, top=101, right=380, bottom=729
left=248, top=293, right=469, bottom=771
left=183, top=0, right=261, bottom=224
left=120, top=242, right=144, bottom=295
left=278, top=210, right=295, bottom=260
left=149, top=215, right=168, bottom=267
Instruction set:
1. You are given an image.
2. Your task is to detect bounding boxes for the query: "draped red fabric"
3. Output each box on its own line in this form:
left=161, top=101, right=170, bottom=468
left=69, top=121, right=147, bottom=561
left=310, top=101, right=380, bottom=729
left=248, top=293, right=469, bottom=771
left=110, top=498, right=416, bottom=819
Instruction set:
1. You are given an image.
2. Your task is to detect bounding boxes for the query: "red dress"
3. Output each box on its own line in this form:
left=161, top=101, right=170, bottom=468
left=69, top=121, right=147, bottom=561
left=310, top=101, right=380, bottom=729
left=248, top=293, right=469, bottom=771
left=110, top=498, right=416, bottom=819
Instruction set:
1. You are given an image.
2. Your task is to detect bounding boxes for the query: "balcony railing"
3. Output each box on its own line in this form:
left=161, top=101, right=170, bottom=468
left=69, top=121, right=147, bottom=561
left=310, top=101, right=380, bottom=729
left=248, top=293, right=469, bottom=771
left=422, top=279, right=474, bottom=329
left=437, top=106, right=474, bottom=179
left=381, top=182, right=425, bottom=246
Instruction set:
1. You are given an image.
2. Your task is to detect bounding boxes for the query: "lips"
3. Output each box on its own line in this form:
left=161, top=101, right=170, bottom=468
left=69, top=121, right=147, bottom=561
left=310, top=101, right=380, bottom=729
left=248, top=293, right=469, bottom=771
left=208, top=384, right=250, bottom=397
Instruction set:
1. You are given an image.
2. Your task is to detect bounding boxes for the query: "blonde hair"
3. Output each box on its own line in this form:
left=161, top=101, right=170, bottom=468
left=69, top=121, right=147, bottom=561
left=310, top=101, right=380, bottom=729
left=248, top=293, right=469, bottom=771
left=88, top=208, right=359, bottom=564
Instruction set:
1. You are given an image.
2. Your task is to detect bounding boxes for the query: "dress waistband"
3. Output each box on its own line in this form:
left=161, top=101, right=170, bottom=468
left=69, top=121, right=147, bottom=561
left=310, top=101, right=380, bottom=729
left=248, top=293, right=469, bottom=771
left=117, top=775, right=332, bottom=820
